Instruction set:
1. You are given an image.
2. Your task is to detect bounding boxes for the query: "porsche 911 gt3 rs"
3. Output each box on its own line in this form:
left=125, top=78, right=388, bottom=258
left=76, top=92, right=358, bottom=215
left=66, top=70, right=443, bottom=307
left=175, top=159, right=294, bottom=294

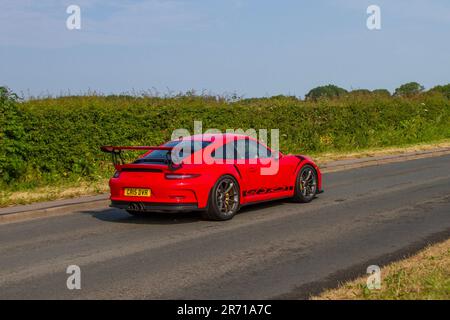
left=101, top=133, right=323, bottom=221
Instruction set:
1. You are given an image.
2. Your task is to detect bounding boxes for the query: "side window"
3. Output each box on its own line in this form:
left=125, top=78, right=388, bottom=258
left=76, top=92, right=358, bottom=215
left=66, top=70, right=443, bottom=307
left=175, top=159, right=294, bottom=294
left=235, top=139, right=246, bottom=160
left=212, top=141, right=236, bottom=160
left=211, top=139, right=272, bottom=160
left=257, top=142, right=272, bottom=159
left=246, top=139, right=272, bottom=159
left=246, top=139, right=259, bottom=159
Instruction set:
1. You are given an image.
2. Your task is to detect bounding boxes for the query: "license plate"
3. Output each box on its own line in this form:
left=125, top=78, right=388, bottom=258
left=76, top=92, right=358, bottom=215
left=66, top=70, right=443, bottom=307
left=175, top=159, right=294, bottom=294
left=124, top=188, right=151, bottom=197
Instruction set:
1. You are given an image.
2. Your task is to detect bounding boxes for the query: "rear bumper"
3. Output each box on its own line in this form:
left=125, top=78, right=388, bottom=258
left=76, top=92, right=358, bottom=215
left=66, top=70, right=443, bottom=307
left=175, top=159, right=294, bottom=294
left=109, top=173, right=213, bottom=209
left=110, top=200, right=201, bottom=212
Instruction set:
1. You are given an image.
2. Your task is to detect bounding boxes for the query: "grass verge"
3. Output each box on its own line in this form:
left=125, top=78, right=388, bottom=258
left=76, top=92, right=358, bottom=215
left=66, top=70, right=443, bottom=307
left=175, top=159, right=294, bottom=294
left=311, top=139, right=450, bottom=164
left=313, top=239, right=450, bottom=300
left=0, top=180, right=109, bottom=207
left=1, top=139, right=449, bottom=208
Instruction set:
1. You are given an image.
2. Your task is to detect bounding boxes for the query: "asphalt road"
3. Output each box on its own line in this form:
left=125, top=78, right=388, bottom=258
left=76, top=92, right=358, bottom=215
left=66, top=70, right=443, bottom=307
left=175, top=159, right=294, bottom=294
left=1, top=155, right=449, bottom=299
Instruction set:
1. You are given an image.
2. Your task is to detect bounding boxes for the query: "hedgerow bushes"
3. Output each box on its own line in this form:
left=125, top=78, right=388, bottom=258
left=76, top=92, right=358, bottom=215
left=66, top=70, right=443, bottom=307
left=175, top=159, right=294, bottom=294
left=1, top=90, right=449, bottom=190
left=0, top=88, right=28, bottom=184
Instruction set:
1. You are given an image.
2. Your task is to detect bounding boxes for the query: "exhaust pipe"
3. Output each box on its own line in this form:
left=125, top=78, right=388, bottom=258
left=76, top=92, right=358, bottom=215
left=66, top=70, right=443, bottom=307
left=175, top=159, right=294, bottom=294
left=128, top=203, right=146, bottom=212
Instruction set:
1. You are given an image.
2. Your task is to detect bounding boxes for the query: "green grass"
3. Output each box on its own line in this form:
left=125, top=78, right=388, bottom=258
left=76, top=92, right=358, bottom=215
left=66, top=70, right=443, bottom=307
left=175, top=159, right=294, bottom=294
left=315, top=239, right=450, bottom=300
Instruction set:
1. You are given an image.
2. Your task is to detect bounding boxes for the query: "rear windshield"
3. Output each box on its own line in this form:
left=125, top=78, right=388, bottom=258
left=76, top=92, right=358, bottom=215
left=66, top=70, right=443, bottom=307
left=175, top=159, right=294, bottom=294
left=134, top=140, right=211, bottom=164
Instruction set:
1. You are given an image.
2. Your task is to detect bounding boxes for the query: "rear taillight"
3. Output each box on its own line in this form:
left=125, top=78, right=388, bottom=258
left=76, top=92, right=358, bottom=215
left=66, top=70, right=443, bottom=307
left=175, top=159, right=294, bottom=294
left=165, top=173, right=200, bottom=180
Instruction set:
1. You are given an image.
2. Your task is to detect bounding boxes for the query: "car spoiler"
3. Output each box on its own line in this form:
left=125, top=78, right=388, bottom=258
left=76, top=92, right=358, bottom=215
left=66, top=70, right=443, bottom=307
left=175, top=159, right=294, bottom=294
left=100, top=146, right=179, bottom=170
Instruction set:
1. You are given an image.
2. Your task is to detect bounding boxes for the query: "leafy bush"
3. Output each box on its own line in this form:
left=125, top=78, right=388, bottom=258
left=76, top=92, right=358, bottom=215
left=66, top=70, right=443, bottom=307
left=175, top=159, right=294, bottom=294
left=372, top=89, right=391, bottom=97
left=0, top=87, right=28, bottom=183
left=349, top=89, right=391, bottom=98
left=1, top=90, right=449, bottom=190
left=305, top=85, right=348, bottom=101
left=350, top=89, right=372, bottom=95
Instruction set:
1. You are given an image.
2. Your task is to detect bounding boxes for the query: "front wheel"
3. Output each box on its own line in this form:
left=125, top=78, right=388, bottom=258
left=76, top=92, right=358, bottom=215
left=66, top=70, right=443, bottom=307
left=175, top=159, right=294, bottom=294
left=293, top=165, right=318, bottom=203
left=202, top=175, right=240, bottom=221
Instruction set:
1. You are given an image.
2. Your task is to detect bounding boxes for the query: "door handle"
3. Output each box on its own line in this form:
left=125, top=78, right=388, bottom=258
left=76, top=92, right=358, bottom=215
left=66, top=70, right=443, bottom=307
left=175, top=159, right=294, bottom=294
left=249, top=167, right=258, bottom=172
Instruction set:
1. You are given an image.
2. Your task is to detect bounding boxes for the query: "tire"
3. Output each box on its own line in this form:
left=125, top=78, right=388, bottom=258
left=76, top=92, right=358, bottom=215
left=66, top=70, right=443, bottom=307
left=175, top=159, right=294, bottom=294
left=293, top=165, right=318, bottom=203
left=202, top=175, right=241, bottom=221
left=126, top=210, right=143, bottom=217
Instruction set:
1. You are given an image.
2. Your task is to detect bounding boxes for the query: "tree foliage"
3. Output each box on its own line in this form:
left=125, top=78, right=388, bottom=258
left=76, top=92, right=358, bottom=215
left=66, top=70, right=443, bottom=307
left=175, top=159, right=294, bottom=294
left=305, top=85, right=348, bottom=101
left=394, top=82, right=425, bottom=97
left=428, top=84, right=450, bottom=99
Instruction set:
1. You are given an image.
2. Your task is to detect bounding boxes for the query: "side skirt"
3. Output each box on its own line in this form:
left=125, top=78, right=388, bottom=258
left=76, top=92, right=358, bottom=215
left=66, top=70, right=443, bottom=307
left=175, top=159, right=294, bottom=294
left=241, top=195, right=292, bottom=207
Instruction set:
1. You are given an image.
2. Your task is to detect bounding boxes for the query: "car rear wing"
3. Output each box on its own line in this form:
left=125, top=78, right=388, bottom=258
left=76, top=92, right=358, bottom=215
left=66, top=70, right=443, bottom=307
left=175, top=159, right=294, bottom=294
left=100, top=146, right=178, bottom=169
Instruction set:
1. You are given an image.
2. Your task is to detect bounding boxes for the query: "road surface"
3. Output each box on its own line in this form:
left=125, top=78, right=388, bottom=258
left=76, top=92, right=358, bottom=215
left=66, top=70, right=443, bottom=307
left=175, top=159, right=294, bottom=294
left=0, top=155, right=449, bottom=299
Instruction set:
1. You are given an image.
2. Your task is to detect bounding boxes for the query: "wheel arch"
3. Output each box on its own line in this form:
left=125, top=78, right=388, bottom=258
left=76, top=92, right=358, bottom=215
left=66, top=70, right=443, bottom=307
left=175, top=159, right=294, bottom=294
left=203, top=173, right=242, bottom=221
left=292, top=156, right=322, bottom=191
left=198, top=166, right=242, bottom=209
left=208, top=170, right=242, bottom=204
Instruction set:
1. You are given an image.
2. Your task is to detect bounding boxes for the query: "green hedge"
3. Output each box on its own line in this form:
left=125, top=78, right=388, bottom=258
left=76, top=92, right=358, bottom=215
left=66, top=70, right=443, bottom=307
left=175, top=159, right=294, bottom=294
left=1, top=91, right=450, bottom=189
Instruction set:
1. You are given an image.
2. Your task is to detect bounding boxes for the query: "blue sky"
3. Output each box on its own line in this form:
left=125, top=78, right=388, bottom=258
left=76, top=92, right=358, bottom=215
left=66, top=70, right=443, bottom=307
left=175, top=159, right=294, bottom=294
left=1, top=0, right=450, bottom=98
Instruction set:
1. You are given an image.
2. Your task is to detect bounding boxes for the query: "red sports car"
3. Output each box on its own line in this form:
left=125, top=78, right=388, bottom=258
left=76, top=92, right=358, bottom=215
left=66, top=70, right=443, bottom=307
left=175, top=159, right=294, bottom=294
left=101, top=134, right=323, bottom=221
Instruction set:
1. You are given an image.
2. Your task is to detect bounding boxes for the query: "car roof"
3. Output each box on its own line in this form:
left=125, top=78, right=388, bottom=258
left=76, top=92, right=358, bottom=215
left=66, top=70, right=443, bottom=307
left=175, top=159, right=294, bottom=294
left=179, top=133, right=251, bottom=142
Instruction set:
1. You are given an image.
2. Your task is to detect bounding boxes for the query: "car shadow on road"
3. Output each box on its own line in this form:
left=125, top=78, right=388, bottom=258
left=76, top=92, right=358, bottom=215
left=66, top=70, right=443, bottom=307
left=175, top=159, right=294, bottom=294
left=82, top=198, right=291, bottom=225
left=81, top=208, right=202, bottom=225
left=238, top=198, right=290, bottom=214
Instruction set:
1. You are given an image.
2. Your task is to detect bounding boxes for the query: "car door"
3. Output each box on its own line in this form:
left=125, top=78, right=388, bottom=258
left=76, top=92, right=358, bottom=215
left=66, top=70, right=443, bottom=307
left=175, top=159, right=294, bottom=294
left=212, top=138, right=274, bottom=203
left=234, top=138, right=271, bottom=203
left=211, top=139, right=262, bottom=201
left=254, top=140, right=293, bottom=197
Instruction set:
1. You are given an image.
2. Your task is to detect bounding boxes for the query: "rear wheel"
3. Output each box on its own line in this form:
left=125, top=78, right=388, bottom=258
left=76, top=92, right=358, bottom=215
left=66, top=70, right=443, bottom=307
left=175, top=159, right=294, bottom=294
left=293, top=165, right=317, bottom=203
left=203, top=175, right=240, bottom=221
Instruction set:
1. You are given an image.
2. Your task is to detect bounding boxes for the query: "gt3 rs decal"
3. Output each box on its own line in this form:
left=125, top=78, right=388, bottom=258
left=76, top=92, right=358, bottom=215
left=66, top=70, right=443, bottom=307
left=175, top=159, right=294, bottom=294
left=243, top=186, right=293, bottom=197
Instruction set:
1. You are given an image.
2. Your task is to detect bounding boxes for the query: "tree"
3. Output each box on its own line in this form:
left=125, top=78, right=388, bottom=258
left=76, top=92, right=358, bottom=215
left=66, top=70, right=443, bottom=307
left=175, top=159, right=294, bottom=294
left=394, top=82, right=424, bottom=97
left=428, top=84, right=450, bottom=99
left=305, top=85, right=348, bottom=101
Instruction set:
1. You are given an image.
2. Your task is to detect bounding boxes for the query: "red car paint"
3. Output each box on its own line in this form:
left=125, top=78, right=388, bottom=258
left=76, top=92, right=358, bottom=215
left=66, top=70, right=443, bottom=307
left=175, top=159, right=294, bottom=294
left=102, top=134, right=322, bottom=212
